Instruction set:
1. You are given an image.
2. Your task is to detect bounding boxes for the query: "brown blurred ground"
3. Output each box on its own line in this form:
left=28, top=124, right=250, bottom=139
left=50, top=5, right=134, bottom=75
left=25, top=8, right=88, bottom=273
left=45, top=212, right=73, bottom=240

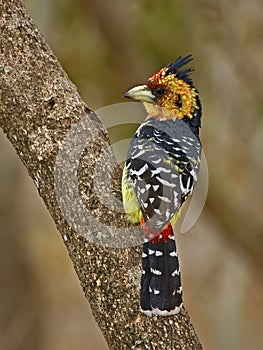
left=0, top=0, right=262, bottom=349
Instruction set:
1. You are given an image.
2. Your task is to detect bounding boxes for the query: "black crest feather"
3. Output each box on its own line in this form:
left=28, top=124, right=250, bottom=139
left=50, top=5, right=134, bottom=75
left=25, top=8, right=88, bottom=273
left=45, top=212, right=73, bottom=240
left=166, top=54, right=194, bottom=85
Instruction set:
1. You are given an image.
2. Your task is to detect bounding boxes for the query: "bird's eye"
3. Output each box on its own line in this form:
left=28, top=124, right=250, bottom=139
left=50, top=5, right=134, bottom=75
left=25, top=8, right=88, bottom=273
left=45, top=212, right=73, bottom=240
left=154, top=88, right=166, bottom=96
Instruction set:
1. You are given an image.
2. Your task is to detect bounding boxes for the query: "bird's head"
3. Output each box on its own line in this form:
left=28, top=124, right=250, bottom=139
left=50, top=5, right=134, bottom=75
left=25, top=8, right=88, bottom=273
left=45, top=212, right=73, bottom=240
left=124, top=54, right=200, bottom=120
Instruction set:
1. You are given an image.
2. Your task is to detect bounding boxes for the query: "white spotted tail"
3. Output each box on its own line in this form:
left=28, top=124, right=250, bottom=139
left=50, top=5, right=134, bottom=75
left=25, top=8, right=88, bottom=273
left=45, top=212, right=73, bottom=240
left=140, top=228, right=183, bottom=316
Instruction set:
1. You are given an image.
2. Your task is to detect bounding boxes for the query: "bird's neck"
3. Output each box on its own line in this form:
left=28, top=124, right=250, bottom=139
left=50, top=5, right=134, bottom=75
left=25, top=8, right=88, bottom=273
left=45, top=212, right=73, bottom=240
left=143, top=102, right=175, bottom=120
left=182, top=96, right=202, bottom=137
left=143, top=101, right=202, bottom=138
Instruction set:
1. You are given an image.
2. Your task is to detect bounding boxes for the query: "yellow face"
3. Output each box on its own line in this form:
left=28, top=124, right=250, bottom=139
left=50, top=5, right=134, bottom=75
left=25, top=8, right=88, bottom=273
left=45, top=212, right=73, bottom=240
left=146, top=67, right=199, bottom=119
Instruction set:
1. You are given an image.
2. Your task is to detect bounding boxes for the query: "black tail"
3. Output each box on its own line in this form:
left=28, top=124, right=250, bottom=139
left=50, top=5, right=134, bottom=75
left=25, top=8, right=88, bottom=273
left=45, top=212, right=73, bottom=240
left=140, top=231, right=183, bottom=316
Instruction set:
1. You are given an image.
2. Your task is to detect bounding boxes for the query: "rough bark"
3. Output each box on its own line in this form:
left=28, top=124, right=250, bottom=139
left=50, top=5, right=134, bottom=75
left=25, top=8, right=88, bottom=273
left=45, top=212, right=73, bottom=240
left=0, top=1, right=203, bottom=349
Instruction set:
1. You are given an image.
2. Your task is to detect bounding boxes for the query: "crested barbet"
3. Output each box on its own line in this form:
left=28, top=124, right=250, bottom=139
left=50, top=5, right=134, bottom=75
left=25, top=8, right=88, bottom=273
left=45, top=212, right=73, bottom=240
left=122, top=54, right=202, bottom=316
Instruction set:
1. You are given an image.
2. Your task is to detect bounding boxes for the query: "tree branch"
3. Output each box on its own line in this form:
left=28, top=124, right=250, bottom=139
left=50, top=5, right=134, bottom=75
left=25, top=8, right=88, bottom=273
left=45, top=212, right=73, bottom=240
left=0, top=1, right=203, bottom=349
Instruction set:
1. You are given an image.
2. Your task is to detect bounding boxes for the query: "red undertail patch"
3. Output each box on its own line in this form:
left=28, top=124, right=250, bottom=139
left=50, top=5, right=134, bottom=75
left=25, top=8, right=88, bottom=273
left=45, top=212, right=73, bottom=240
left=140, top=217, right=174, bottom=243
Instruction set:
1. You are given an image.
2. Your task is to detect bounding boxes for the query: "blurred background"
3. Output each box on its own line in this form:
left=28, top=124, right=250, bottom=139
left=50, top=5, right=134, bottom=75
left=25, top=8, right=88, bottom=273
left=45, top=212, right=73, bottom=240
left=1, top=0, right=263, bottom=349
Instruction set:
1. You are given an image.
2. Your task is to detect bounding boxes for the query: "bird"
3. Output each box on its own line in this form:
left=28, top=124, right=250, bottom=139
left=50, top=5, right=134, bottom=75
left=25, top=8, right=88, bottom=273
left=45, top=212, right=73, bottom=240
left=122, top=54, right=202, bottom=316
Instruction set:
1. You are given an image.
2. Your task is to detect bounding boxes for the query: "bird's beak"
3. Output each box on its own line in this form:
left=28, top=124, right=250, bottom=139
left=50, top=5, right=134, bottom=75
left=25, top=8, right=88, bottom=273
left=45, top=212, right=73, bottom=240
left=124, top=85, right=155, bottom=103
